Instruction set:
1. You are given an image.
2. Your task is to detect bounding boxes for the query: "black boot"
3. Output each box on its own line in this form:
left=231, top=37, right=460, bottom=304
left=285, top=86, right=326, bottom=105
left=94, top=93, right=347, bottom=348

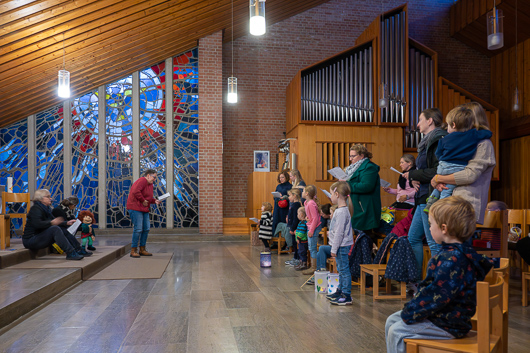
left=66, top=251, right=84, bottom=260
left=78, top=246, right=93, bottom=257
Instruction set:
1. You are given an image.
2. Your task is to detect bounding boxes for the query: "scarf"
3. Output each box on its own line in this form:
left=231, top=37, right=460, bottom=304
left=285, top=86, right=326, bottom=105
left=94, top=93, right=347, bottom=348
left=35, top=201, right=54, bottom=219
left=344, top=157, right=368, bottom=180
left=61, top=204, right=76, bottom=220
left=417, top=127, right=445, bottom=153
left=398, top=166, right=414, bottom=189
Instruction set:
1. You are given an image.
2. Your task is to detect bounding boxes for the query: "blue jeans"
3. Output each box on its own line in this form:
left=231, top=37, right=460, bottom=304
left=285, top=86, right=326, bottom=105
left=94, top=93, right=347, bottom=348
left=385, top=311, right=454, bottom=353
left=129, top=210, right=150, bottom=248
left=335, top=246, right=351, bottom=296
left=308, top=223, right=322, bottom=259
left=430, top=183, right=456, bottom=201
left=430, top=161, right=465, bottom=201
left=317, top=245, right=331, bottom=270
left=408, top=204, right=441, bottom=281
left=298, top=241, right=308, bottom=262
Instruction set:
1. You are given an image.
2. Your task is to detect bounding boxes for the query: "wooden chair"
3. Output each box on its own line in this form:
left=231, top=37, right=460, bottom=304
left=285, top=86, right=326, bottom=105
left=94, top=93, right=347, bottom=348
left=405, top=276, right=505, bottom=353
left=422, top=246, right=431, bottom=280
left=476, top=210, right=508, bottom=259
left=270, top=232, right=290, bottom=255
left=507, top=209, right=525, bottom=272
left=1, top=192, right=31, bottom=250
left=359, top=239, right=406, bottom=300
left=472, top=258, right=509, bottom=353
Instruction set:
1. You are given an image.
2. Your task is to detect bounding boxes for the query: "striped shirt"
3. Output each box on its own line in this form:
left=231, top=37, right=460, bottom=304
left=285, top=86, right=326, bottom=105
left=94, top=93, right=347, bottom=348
left=258, top=211, right=273, bottom=239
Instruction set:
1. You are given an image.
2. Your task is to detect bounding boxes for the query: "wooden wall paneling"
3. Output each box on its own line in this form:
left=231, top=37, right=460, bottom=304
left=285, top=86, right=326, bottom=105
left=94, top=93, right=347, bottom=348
left=525, top=40, right=530, bottom=117
left=517, top=40, right=525, bottom=118
left=327, top=142, right=333, bottom=179
left=323, top=143, right=328, bottom=181
left=454, top=0, right=462, bottom=33
left=316, top=141, right=323, bottom=180
left=466, top=0, right=474, bottom=25
left=246, top=172, right=284, bottom=218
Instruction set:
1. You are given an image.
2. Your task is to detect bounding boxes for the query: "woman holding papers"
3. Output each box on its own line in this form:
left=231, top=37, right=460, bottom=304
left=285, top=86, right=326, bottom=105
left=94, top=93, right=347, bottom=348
left=271, top=170, right=292, bottom=237
left=382, top=154, right=416, bottom=209
left=22, top=189, right=88, bottom=260
left=344, top=144, right=381, bottom=243
left=126, top=169, right=161, bottom=258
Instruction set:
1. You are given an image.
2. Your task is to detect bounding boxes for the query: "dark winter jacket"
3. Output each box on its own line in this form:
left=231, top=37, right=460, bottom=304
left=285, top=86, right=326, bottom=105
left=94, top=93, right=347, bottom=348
left=401, top=242, right=494, bottom=338
left=23, top=202, right=68, bottom=239
left=347, top=159, right=381, bottom=231
left=286, top=201, right=301, bottom=233
left=384, top=236, right=418, bottom=283
left=272, top=181, right=292, bottom=235
left=349, top=230, right=373, bottom=280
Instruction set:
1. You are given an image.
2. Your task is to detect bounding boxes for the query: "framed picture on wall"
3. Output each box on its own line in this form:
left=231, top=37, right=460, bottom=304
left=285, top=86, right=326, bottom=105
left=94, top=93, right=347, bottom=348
left=254, top=151, right=270, bottom=172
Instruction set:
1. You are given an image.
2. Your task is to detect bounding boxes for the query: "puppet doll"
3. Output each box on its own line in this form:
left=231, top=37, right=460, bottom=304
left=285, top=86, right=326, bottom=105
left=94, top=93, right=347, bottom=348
left=78, top=210, right=96, bottom=251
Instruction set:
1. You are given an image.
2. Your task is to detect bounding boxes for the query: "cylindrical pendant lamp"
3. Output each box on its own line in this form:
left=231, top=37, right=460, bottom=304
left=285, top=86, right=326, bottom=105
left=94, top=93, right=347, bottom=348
left=249, top=0, right=266, bottom=36
left=58, top=69, right=71, bottom=98
left=487, top=7, right=504, bottom=50
left=228, top=77, right=238, bottom=103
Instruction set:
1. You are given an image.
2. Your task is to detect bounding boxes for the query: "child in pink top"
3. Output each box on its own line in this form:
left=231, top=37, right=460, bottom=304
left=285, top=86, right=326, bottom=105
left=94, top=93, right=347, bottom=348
left=302, top=185, right=321, bottom=273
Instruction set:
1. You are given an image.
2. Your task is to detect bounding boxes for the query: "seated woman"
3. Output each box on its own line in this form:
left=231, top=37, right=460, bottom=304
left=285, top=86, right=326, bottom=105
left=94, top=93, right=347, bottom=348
left=52, top=196, right=79, bottom=222
left=382, top=154, right=416, bottom=210
left=22, top=189, right=91, bottom=260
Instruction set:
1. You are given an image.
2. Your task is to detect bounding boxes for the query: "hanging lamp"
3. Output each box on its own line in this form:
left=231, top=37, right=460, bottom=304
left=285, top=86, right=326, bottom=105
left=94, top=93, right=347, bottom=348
left=228, top=0, right=238, bottom=103
left=513, top=0, right=520, bottom=111
left=58, top=33, right=70, bottom=98
left=249, top=0, right=266, bottom=36
left=487, top=0, right=504, bottom=50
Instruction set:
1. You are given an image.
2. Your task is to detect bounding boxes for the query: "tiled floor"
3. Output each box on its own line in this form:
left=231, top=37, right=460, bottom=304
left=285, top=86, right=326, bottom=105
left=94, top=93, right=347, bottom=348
left=0, top=240, right=529, bottom=353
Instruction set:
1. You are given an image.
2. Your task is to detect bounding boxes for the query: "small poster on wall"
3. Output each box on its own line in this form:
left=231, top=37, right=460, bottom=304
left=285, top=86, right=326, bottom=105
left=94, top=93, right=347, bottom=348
left=254, top=151, right=270, bottom=172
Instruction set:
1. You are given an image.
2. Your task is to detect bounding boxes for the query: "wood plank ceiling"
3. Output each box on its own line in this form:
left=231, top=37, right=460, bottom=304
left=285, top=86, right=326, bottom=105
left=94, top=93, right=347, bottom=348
left=0, top=0, right=331, bottom=128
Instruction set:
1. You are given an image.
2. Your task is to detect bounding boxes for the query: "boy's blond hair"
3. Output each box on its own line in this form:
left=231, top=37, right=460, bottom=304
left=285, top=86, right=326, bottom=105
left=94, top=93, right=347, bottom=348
left=298, top=207, right=306, bottom=217
left=262, top=202, right=273, bottom=212
left=430, top=196, right=476, bottom=242
left=446, top=106, right=475, bottom=132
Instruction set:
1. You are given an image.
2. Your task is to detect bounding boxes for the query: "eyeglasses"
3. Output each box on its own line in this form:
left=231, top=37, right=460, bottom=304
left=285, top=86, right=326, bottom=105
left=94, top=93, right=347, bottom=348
left=349, top=154, right=359, bottom=159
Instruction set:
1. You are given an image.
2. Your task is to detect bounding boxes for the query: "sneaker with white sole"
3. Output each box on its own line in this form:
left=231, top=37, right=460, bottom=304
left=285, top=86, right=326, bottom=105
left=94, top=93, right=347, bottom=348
left=330, top=294, right=352, bottom=306
left=326, top=290, right=342, bottom=301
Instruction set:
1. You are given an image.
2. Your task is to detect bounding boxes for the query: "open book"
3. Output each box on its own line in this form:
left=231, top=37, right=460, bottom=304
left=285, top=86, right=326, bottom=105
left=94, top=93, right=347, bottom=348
left=390, top=167, right=403, bottom=175
left=271, top=191, right=282, bottom=198
left=249, top=217, right=260, bottom=223
left=380, top=179, right=391, bottom=188
left=320, top=188, right=332, bottom=199
left=67, top=219, right=81, bottom=235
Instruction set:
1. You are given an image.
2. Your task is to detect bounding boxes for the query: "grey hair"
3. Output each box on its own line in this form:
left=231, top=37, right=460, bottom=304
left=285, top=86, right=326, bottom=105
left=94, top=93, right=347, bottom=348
left=34, top=189, right=51, bottom=201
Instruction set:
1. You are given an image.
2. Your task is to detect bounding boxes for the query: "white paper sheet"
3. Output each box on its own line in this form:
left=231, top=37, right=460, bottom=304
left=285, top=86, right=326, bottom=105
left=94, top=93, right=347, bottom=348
left=67, top=219, right=81, bottom=235
left=328, top=167, right=348, bottom=180
left=390, top=167, right=403, bottom=175
left=380, top=179, right=391, bottom=188
left=271, top=191, right=282, bottom=198
left=249, top=218, right=260, bottom=223
left=158, top=192, right=171, bottom=201
left=320, top=188, right=332, bottom=199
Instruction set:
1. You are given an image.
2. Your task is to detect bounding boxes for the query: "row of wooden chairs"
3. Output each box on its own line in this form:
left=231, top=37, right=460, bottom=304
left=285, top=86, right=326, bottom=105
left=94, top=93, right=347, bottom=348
left=0, top=192, right=31, bottom=250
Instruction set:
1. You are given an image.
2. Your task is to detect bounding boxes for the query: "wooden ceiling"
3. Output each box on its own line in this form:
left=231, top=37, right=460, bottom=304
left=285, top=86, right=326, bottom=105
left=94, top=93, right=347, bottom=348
left=0, top=0, right=331, bottom=128
left=451, top=0, right=530, bottom=57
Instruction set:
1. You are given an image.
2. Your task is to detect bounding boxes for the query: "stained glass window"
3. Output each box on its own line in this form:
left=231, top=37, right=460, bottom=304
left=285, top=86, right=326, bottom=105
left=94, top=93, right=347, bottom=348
left=0, top=119, right=29, bottom=226
left=71, top=91, right=99, bottom=216
left=106, top=76, right=133, bottom=228
left=140, top=63, right=167, bottom=228
left=173, top=48, right=199, bottom=227
left=36, top=104, right=64, bottom=203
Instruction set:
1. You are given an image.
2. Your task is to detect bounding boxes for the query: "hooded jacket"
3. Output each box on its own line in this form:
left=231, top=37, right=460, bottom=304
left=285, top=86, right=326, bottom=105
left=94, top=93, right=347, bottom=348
left=401, top=242, right=494, bottom=338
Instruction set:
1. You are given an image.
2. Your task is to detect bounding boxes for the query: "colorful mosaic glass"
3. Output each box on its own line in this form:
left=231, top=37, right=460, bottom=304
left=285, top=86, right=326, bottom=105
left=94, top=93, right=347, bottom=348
left=0, top=119, right=29, bottom=225
left=106, top=76, right=134, bottom=228
left=71, top=91, right=99, bottom=217
left=173, top=49, right=199, bottom=227
left=36, top=104, right=64, bottom=204
left=140, top=63, right=167, bottom=228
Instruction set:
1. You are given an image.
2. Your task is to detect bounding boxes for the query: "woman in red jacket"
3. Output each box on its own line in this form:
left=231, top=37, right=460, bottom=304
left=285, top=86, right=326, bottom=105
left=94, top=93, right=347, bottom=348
left=126, top=169, right=160, bottom=258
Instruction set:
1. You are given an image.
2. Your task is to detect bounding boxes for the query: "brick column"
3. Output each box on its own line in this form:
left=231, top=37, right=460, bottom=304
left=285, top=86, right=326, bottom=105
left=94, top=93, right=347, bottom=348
left=199, top=31, right=223, bottom=234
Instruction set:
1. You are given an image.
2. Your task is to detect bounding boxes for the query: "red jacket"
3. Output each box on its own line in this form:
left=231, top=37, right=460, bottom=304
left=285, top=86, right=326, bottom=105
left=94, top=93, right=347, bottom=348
left=126, top=177, right=156, bottom=213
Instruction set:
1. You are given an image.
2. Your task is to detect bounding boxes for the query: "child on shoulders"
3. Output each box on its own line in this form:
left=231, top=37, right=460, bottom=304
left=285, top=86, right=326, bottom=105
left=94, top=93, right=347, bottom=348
left=258, top=202, right=273, bottom=251
left=425, top=106, right=492, bottom=212
left=325, top=181, right=354, bottom=306
left=385, top=196, right=493, bottom=353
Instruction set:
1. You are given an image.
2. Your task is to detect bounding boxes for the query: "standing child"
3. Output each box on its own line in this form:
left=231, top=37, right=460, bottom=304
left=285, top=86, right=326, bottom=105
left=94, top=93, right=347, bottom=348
left=424, top=106, right=492, bottom=212
left=325, top=181, right=354, bottom=305
left=285, top=189, right=302, bottom=266
left=294, top=207, right=309, bottom=270
left=302, top=185, right=321, bottom=275
left=385, top=196, right=493, bottom=353
left=258, top=202, right=273, bottom=251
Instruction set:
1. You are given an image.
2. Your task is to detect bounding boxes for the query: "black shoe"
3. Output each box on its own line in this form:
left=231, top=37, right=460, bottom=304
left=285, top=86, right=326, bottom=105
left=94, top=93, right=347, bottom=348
left=78, top=249, right=93, bottom=257
left=87, top=246, right=96, bottom=251
left=66, top=251, right=84, bottom=260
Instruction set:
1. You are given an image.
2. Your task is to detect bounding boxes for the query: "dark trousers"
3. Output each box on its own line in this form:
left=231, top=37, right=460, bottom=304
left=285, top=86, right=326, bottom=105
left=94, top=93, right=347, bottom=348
left=298, top=241, right=308, bottom=262
left=261, top=238, right=270, bottom=248
left=291, top=232, right=299, bottom=259
left=23, top=225, right=80, bottom=254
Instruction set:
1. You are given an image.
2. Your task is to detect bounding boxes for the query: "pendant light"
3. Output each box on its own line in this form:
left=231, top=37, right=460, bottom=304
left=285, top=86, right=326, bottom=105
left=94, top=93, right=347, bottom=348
left=57, top=32, right=71, bottom=98
left=227, top=0, right=238, bottom=103
left=249, top=0, right=266, bottom=36
left=487, top=0, right=504, bottom=50
left=513, top=0, right=520, bottom=111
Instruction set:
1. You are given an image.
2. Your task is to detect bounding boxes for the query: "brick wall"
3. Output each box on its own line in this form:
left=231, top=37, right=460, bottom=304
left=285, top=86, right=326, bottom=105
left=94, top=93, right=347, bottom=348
left=199, top=31, right=223, bottom=233
left=221, top=0, right=490, bottom=217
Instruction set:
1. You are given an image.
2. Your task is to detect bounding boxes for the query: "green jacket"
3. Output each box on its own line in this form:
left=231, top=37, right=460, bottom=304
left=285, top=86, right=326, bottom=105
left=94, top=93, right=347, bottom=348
left=347, top=159, right=381, bottom=231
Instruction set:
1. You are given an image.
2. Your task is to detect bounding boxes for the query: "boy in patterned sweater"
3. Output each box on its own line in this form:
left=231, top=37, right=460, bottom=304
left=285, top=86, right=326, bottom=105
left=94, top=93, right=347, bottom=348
left=294, top=207, right=309, bottom=271
left=385, top=196, right=493, bottom=353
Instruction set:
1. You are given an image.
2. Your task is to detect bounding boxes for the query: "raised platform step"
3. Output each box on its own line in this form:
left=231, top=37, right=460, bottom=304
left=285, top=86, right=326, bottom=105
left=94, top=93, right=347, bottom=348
left=0, top=240, right=129, bottom=330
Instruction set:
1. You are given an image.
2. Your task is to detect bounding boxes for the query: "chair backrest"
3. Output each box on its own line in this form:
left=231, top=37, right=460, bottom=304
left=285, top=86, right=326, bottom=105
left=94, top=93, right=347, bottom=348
left=485, top=257, right=509, bottom=311
left=1, top=192, right=31, bottom=229
left=476, top=210, right=509, bottom=258
left=476, top=276, right=504, bottom=353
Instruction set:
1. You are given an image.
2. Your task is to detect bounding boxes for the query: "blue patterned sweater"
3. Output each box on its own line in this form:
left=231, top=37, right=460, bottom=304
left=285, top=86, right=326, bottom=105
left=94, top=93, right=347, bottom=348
left=401, top=242, right=493, bottom=338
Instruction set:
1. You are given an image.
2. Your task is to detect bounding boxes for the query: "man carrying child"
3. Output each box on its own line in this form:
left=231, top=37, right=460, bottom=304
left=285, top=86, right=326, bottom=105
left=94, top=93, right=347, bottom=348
left=385, top=196, right=493, bottom=353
